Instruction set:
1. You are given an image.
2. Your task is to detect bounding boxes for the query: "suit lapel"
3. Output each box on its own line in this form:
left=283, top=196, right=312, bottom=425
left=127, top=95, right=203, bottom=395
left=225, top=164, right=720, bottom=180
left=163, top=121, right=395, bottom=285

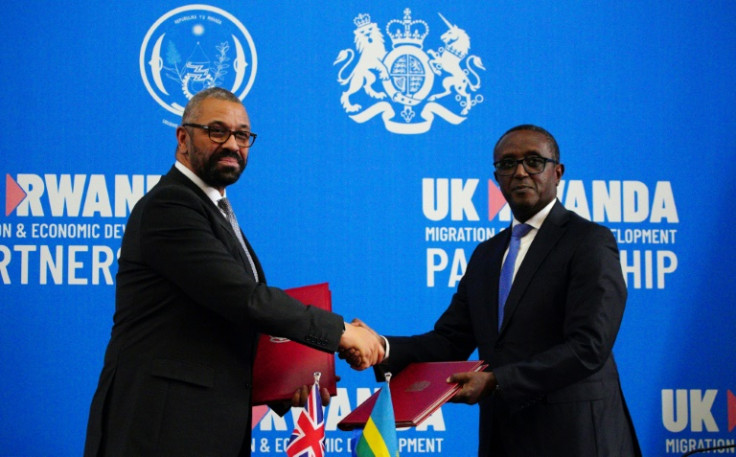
left=214, top=206, right=263, bottom=282
left=238, top=229, right=264, bottom=282
left=165, top=167, right=264, bottom=282
left=166, top=167, right=237, bottom=242
left=499, top=201, right=569, bottom=333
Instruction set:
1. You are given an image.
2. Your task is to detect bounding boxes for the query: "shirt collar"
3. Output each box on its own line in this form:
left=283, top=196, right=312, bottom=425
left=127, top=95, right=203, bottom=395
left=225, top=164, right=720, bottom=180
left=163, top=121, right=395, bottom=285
left=174, top=161, right=225, bottom=207
left=512, top=198, right=557, bottom=231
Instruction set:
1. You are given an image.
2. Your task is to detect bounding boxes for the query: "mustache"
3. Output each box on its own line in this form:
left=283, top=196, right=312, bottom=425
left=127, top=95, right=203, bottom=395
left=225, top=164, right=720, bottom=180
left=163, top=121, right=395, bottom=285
left=212, top=149, right=245, bottom=167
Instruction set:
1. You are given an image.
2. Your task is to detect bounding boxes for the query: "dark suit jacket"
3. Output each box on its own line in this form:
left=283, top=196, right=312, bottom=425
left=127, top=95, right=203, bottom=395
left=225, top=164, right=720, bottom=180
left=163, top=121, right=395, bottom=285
left=378, top=201, right=641, bottom=457
left=85, top=166, right=344, bottom=457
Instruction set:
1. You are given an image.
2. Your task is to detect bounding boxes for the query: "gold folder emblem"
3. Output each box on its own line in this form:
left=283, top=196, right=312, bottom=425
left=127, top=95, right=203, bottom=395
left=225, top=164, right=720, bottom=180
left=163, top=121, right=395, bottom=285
left=406, top=380, right=430, bottom=392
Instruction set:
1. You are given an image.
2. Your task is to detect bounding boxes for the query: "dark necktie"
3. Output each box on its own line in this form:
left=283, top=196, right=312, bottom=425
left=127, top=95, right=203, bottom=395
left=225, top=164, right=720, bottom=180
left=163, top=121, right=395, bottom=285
left=498, top=223, right=532, bottom=329
left=217, top=197, right=259, bottom=282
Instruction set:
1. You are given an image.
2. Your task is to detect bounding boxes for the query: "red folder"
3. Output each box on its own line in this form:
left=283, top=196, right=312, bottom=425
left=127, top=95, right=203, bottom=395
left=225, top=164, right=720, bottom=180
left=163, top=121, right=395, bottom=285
left=251, top=283, right=337, bottom=405
left=338, top=360, right=486, bottom=430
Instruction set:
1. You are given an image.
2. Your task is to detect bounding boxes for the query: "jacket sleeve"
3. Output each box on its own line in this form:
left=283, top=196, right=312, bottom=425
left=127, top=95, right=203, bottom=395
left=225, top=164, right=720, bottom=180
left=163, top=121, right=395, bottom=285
left=134, top=184, right=344, bottom=352
left=374, top=259, right=481, bottom=381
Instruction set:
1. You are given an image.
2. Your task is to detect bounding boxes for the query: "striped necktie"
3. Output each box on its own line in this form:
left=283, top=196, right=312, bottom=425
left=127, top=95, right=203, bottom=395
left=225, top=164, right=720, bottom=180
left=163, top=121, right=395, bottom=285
left=217, top=197, right=259, bottom=282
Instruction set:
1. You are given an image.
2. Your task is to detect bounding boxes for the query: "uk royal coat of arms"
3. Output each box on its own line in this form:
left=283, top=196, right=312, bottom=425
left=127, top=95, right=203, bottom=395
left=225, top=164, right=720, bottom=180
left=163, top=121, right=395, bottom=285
left=335, top=8, right=485, bottom=134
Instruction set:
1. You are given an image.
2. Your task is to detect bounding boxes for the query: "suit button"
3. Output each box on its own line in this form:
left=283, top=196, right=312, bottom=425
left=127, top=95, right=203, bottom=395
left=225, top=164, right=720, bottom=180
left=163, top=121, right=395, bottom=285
left=495, top=342, right=504, bottom=349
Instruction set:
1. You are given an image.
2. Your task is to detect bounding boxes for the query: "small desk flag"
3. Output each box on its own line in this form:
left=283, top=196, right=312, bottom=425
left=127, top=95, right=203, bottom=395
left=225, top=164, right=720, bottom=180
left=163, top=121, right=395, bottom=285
left=353, top=373, right=399, bottom=457
left=286, top=373, right=325, bottom=457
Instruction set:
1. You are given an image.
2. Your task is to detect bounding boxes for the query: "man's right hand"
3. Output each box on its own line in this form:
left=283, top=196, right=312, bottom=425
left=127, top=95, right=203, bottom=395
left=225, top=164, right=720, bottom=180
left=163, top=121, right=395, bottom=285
left=338, top=321, right=385, bottom=370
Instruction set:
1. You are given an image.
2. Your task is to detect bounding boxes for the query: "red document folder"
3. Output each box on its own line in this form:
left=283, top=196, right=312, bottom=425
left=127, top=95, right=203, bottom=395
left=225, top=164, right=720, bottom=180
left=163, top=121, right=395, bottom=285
left=251, top=283, right=337, bottom=405
left=338, top=360, right=486, bottom=430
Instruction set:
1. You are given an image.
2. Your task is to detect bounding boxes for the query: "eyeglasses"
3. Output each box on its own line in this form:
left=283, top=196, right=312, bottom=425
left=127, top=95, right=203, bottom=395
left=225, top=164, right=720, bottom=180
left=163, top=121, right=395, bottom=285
left=493, top=156, right=558, bottom=176
left=182, top=123, right=257, bottom=148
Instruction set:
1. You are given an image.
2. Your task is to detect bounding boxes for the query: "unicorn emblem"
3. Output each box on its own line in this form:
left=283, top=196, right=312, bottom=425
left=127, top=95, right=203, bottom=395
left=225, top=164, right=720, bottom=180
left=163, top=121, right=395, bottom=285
left=427, top=14, right=485, bottom=115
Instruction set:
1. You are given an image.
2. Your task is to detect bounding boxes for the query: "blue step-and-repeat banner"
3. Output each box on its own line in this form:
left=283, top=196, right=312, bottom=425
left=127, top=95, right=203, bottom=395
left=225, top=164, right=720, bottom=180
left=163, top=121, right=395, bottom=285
left=1, top=1, right=735, bottom=456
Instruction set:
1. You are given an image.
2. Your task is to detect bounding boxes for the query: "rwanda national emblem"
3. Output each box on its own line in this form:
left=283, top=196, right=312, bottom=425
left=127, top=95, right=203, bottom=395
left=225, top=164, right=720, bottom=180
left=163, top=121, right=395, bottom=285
left=140, top=5, right=257, bottom=117
left=335, top=8, right=485, bottom=134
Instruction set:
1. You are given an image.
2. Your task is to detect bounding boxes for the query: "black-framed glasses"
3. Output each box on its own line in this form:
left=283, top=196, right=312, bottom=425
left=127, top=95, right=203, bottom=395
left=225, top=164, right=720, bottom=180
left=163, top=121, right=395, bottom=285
left=182, top=123, right=257, bottom=148
left=493, top=156, right=558, bottom=176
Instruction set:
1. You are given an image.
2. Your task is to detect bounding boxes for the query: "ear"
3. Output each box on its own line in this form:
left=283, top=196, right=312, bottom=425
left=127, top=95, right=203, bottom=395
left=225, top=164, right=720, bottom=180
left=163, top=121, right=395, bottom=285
left=176, top=126, right=189, bottom=154
left=555, top=163, right=565, bottom=184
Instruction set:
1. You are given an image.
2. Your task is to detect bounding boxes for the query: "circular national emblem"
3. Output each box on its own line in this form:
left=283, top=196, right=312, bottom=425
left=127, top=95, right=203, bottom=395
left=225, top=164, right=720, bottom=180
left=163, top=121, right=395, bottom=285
left=140, top=4, right=257, bottom=116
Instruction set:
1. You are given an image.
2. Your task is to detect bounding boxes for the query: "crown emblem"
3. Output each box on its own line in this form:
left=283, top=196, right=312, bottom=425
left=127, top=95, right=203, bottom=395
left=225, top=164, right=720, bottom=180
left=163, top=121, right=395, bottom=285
left=386, top=8, right=429, bottom=49
left=353, top=13, right=372, bottom=28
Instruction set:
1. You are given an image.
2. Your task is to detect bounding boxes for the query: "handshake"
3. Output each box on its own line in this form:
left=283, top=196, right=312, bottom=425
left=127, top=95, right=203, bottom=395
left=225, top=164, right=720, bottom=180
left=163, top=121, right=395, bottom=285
left=292, top=318, right=495, bottom=409
left=337, top=318, right=385, bottom=371
left=290, top=319, right=383, bottom=408
left=336, top=319, right=496, bottom=407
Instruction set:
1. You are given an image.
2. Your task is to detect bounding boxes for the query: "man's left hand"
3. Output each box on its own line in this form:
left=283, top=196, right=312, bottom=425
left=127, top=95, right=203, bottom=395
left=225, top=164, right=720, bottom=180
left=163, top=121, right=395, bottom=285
left=447, top=371, right=497, bottom=405
left=291, top=385, right=332, bottom=407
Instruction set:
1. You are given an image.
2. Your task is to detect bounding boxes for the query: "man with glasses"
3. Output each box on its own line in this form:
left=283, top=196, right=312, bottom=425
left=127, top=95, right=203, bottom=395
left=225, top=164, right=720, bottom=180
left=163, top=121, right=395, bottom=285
left=84, top=87, right=385, bottom=457
left=349, top=125, right=640, bottom=456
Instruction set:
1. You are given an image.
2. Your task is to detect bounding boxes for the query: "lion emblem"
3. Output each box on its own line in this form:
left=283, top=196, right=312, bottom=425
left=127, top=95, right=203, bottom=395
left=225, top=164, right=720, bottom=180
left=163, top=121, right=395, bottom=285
left=334, top=14, right=389, bottom=113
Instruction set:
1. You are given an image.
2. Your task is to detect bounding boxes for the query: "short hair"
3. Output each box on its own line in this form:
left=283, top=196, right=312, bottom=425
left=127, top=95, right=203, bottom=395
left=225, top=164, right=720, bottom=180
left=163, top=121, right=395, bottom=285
left=494, top=124, right=560, bottom=161
left=181, top=87, right=242, bottom=124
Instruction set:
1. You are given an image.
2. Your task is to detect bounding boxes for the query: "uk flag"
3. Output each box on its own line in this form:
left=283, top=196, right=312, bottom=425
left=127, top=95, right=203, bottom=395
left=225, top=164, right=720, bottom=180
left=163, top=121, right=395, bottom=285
left=286, top=381, right=325, bottom=457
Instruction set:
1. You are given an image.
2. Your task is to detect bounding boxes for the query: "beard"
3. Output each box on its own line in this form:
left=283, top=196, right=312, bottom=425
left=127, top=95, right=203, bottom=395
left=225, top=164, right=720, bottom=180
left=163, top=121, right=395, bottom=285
left=190, top=146, right=247, bottom=189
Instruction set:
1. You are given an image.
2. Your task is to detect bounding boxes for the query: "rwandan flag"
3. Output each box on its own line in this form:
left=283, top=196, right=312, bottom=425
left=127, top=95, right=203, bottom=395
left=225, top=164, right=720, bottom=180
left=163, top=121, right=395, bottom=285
left=354, top=375, right=399, bottom=457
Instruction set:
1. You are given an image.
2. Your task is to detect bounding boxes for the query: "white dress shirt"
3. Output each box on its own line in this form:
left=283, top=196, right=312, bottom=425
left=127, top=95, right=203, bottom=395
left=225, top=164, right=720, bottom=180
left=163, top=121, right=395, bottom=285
left=502, top=198, right=557, bottom=282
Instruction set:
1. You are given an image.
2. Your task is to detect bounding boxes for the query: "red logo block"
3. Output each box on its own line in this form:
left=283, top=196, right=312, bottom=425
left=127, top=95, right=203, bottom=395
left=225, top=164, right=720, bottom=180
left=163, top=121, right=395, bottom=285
left=5, top=174, right=26, bottom=216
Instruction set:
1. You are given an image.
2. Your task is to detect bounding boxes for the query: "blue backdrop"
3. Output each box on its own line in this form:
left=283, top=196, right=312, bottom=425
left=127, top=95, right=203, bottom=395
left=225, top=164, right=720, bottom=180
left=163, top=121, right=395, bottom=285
left=1, top=1, right=735, bottom=456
